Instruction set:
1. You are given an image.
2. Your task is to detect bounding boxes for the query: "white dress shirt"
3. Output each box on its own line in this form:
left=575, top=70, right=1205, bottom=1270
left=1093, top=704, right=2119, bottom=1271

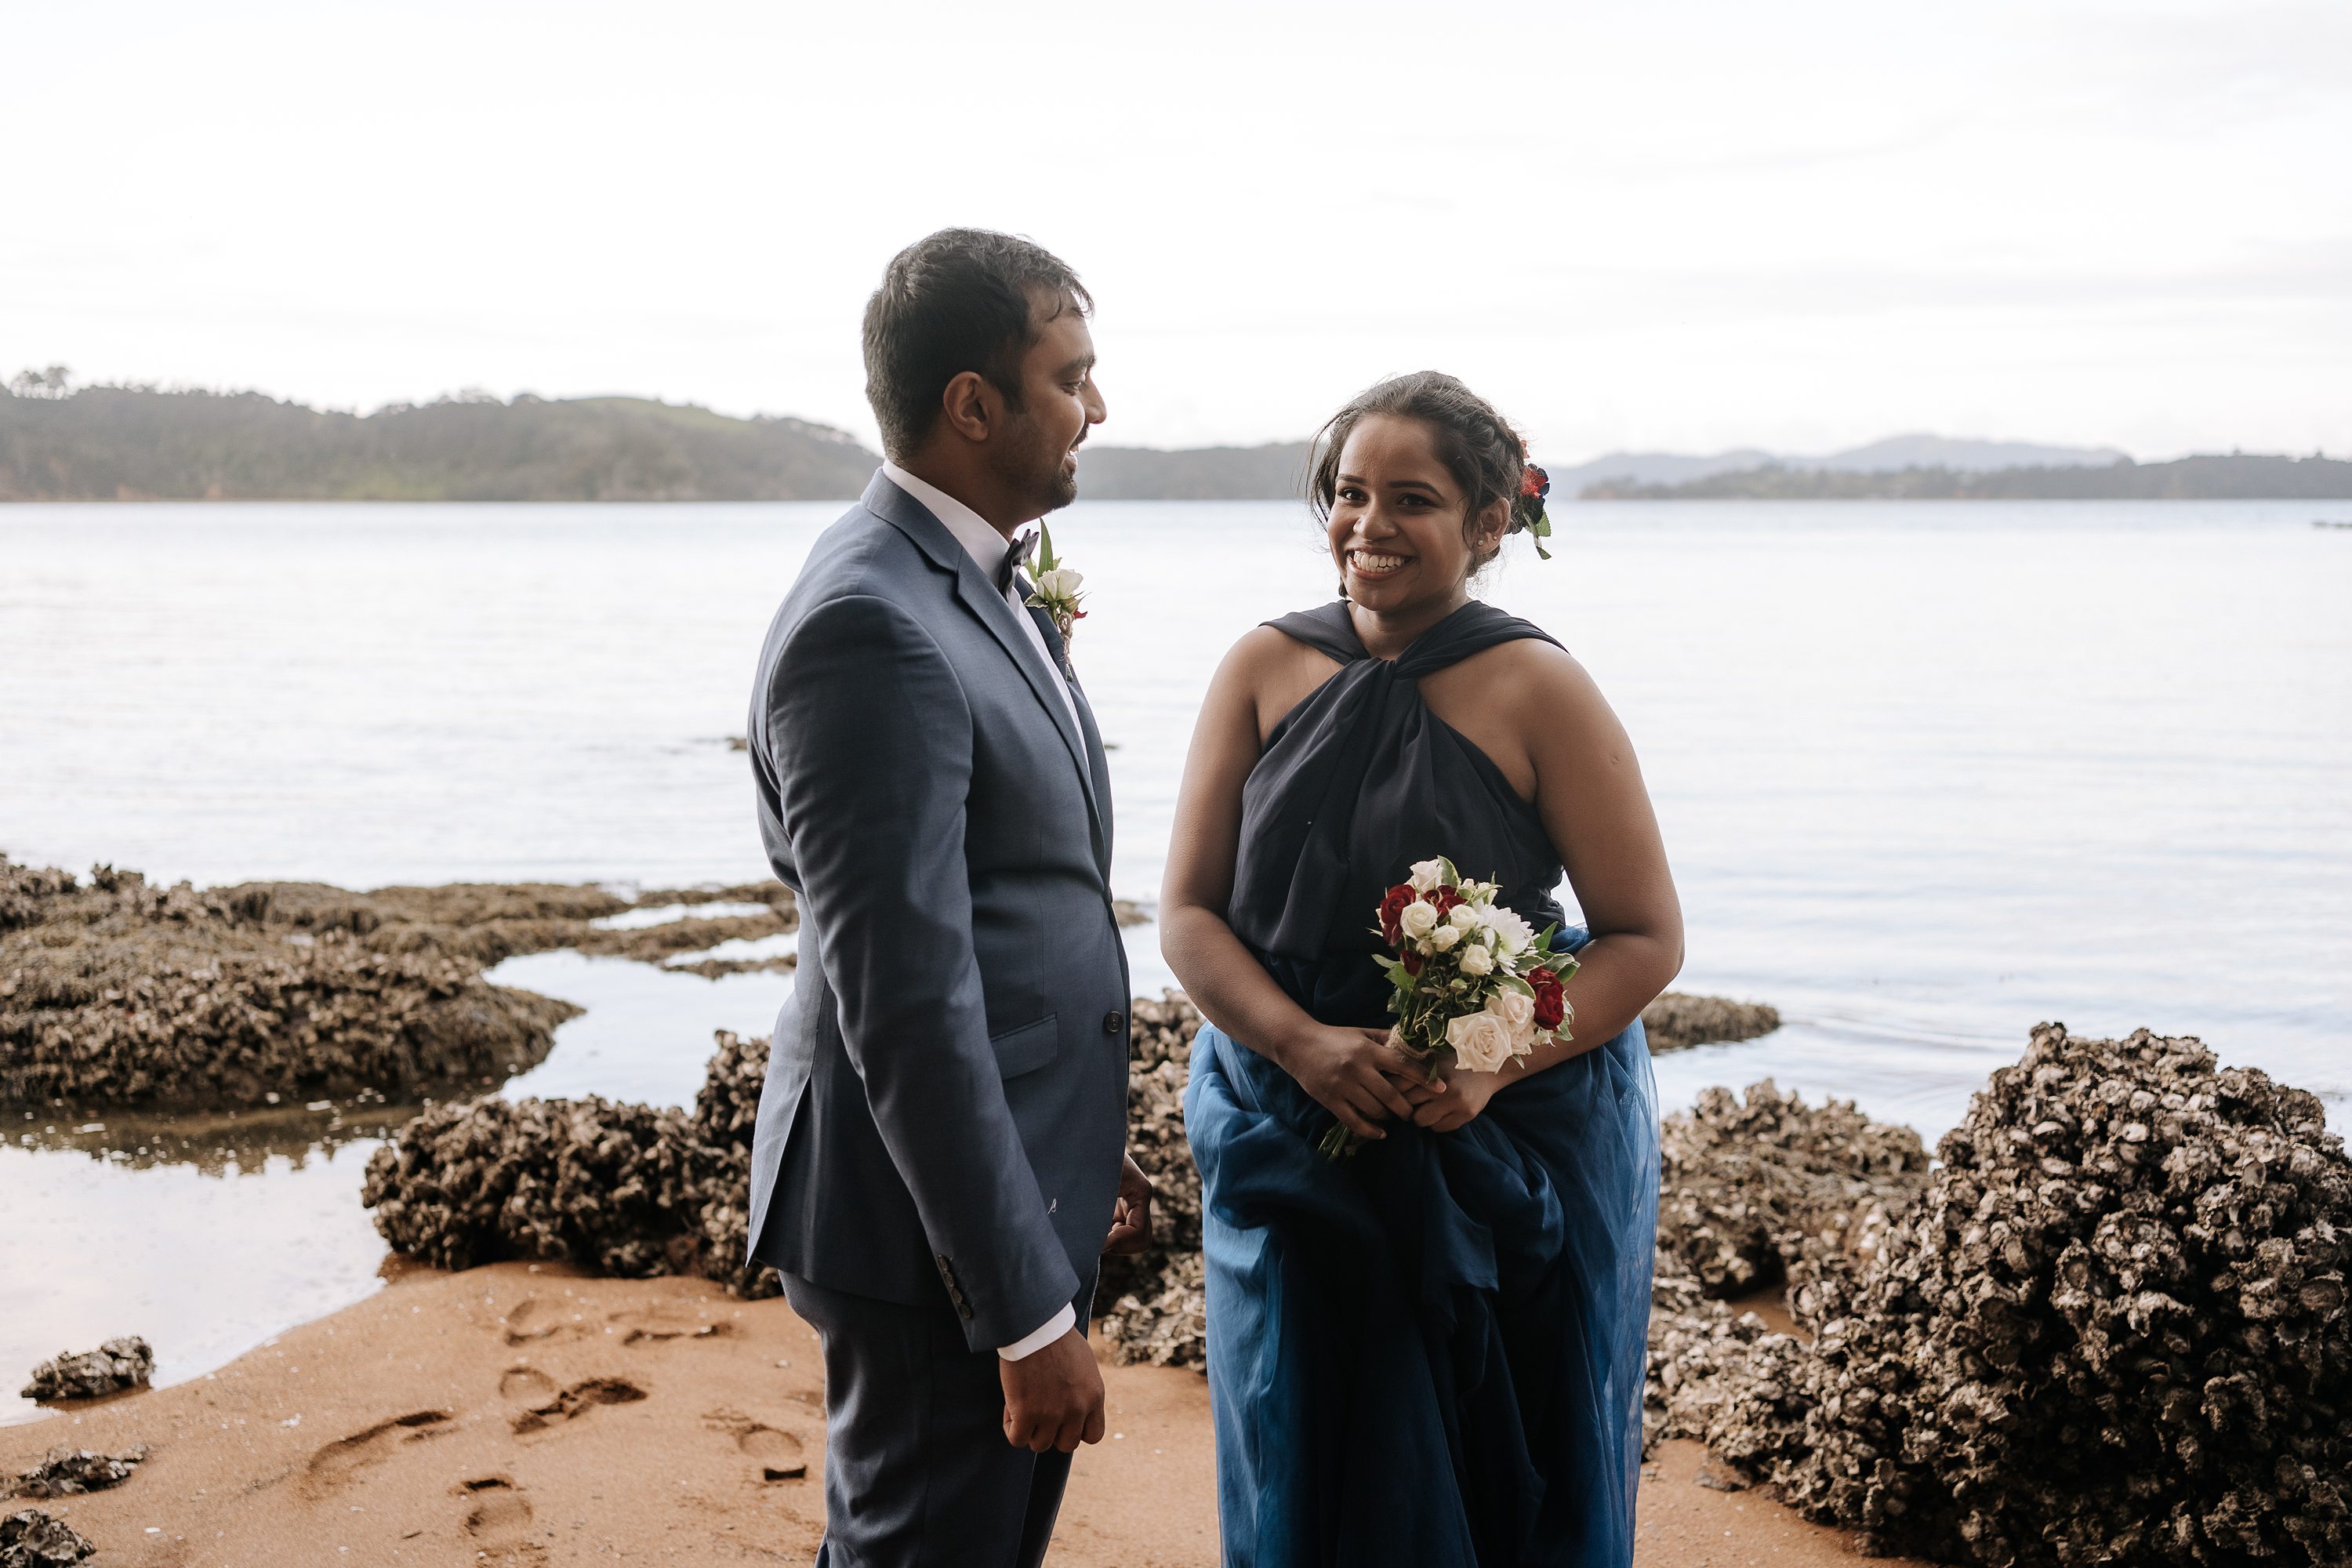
left=877, top=463, right=1082, bottom=1362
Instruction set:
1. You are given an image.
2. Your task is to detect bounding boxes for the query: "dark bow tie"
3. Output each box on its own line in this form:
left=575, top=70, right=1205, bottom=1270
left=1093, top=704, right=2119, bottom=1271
left=996, top=528, right=1037, bottom=595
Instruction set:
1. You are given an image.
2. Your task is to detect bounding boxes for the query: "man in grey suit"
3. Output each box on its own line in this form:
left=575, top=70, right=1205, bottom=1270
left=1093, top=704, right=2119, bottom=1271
left=744, top=228, right=1152, bottom=1566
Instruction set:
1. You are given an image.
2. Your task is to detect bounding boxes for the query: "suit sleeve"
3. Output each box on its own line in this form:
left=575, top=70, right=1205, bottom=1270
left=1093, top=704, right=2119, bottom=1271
left=766, top=592, right=1079, bottom=1350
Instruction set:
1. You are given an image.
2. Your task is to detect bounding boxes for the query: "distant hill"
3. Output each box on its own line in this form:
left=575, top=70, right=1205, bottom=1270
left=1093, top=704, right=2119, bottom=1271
left=1552, top=434, right=2125, bottom=495
left=1581, top=455, right=2352, bottom=501
left=0, top=383, right=879, bottom=501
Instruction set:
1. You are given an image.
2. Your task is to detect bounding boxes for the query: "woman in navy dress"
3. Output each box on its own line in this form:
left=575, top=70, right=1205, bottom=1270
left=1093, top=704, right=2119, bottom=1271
left=1161, top=372, right=1683, bottom=1566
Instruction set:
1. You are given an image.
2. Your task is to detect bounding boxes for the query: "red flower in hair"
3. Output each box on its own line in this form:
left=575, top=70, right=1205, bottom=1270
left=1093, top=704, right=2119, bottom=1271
left=1377, top=884, right=1414, bottom=948
left=1520, top=463, right=1551, bottom=501
left=1528, top=966, right=1566, bottom=1032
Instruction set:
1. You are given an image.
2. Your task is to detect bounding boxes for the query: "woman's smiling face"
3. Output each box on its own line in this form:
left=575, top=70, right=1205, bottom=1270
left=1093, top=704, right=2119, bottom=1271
left=1327, top=414, right=1501, bottom=613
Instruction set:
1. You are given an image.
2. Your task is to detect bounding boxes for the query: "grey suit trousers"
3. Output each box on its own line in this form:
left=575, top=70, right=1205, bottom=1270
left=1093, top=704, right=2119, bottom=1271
left=781, top=1269, right=1099, bottom=1568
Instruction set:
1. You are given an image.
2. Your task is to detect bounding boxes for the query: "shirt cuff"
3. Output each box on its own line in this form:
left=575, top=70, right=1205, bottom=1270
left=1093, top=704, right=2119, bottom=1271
left=996, top=1304, right=1076, bottom=1362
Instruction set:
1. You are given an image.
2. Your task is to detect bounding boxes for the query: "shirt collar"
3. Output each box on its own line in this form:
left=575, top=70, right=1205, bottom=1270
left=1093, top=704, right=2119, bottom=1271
left=880, top=462, right=1022, bottom=583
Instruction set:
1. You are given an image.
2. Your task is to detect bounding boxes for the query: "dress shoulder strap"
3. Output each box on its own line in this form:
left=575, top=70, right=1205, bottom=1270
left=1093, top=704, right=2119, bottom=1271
left=1394, top=600, right=1562, bottom=677
left=1261, top=601, right=1367, bottom=664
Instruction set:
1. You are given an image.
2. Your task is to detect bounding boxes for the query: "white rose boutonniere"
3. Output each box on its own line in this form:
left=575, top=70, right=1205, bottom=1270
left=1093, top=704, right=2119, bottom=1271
left=1022, top=521, right=1087, bottom=645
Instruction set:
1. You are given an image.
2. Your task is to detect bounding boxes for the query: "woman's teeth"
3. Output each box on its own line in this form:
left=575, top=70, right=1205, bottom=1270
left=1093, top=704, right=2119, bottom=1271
left=1351, top=550, right=1406, bottom=573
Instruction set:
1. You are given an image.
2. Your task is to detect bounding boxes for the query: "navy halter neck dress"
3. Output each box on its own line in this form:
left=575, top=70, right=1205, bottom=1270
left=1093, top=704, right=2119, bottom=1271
left=1185, top=600, right=1660, bottom=1567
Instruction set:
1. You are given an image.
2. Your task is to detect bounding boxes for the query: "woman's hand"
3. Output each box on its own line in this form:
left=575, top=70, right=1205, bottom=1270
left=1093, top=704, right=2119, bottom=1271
left=1402, top=1065, right=1508, bottom=1134
left=1276, top=1024, right=1420, bottom=1142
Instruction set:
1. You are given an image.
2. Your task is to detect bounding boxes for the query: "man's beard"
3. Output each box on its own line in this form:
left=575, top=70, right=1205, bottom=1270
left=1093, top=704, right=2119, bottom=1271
left=993, top=412, right=1079, bottom=518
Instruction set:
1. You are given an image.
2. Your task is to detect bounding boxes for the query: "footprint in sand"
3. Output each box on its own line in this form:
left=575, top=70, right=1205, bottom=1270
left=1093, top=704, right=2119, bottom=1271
left=458, top=1475, right=545, bottom=1563
left=302, top=1410, right=454, bottom=1498
left=499, top=1366, right=558, bottom=1406
left=608, top=1304, right=735, bottom=1346
left=705, top=1409, right=811, bottom=1482
left=501, top=1297, right=586, bottom=1347
left=510, top=1376, right=648, bottom=1435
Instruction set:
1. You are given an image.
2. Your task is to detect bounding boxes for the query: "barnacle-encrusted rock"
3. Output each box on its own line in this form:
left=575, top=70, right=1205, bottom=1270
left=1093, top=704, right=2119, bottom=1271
left=1656, top=1080, right=1930, bottom=1298
left=5, top=1446, right=149, bottom=1500
left=0, top=1509, right=95, bottom=1568
left=19, top=1339, right=152, bottom=1403
left=0, top=859, right=575, bottom=1107
left=1642, top=993, right=1781, bottom=1053
left=1766, top=1025, right=2352, bottom=1564
left=1097, top=993, right=1207, bottom=1367
left=0, top=857, right=796, bottom=1109
left=361, top=1030, right=779, bottom=1298
left=1642, top=1085, right=1927, bottom=1463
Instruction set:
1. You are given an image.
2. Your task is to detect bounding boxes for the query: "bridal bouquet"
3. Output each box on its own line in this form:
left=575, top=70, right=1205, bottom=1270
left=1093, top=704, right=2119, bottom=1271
left=1319, top=856, right=1579, bottom=1159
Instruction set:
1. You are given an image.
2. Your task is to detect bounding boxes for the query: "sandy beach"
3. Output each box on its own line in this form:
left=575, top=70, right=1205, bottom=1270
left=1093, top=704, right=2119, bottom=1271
left=4, top=1261, right=1915, bottom=1567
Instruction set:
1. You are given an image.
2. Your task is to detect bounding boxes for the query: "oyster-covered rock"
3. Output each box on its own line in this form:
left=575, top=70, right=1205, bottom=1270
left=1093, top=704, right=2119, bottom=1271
left=0, top=857, right=796, bottom=1109
left=5, top=1446, right=149, bottom=1500
left=1096, top=993, right=1207, bottom=1368
left=1641, top=993, right=1782, bottom=1053
left=361, top=1029, right=779, bottom=1299
left=18, top=1339, right=152, bottom=1403
left=1656, top=1079, right=1930, bottom=1299
left=0, top=1510, right=95, bottom=1568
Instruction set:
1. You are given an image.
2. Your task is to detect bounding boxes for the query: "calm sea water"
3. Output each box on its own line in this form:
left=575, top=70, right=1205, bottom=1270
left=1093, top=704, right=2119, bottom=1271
left=4, top=498, right=2348, bottom=1421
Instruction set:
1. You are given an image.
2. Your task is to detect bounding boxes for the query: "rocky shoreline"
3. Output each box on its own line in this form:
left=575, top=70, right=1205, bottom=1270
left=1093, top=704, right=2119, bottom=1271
left=353, top=1001, right=2351, bottom=1566
left=0, top=858, right=796, bottom=1109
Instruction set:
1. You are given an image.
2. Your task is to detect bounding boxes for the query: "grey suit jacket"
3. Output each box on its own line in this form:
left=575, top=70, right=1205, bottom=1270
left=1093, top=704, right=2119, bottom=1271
left=744, top=472, right=1131, bottom=1351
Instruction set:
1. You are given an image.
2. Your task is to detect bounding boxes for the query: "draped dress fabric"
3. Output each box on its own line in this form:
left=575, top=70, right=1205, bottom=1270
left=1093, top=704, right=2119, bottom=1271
left=1185, top=600, right=1660, bottom=1567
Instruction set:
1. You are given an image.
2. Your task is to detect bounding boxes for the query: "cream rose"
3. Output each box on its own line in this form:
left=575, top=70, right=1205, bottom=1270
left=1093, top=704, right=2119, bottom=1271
left=1446, top=1009, right=1519, bottom=1073
left=1447, top=903, right=1480, bottom=931
left=1033, top=565, right=1083, bottom=599
left=1457, top=942, right=1494, bottom=976
left=1483, top=986, right=1537, bottom=1047
left=1399, top=901, right=1438, bottom=940
left=1407, top=858, right=1447, bottom=894
left=1429, top=925, right=1462, bottom=952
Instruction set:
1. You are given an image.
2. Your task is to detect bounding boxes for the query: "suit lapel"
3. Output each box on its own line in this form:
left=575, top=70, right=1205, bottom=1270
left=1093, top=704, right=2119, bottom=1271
left=865, top=475, right=1107, bottom=858
left=1028, top=598, right=1113, bottom=878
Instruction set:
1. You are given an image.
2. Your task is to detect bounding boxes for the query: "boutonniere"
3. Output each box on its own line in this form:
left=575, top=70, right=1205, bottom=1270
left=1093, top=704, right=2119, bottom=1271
left=1024, top=521, right=1087, bottom=645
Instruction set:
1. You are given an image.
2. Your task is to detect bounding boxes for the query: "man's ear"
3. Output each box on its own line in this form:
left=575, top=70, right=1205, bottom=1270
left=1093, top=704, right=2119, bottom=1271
left=938, top=370, right=995, bottom=445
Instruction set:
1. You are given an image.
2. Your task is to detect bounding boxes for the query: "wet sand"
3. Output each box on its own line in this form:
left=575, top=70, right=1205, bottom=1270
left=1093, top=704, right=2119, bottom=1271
left=4, top=1263, right=1912, bottom=1566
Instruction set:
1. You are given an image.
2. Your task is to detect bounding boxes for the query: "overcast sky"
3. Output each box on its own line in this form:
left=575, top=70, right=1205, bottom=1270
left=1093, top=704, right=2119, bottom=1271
left=9, top=0, right=2347, bottom=459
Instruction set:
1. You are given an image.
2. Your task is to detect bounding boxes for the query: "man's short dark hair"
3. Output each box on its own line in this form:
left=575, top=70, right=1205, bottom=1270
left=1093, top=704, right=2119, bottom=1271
left=862, top=229, right=1091, bottom=462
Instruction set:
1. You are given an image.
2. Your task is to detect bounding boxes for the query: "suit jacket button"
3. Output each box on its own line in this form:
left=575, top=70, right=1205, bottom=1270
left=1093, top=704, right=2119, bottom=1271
left=1103, top=1011, right=1125, bottom=1036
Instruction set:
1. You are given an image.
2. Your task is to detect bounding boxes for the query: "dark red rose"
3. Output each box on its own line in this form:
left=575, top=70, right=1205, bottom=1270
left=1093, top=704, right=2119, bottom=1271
left=1402, top=951, right=1423, bottom=976
left=1426, top=886, right=1464, bottom=920
left=1377, top=884, right=1414, bottom=947
left=1528, top=966, right=1566, bottom=1031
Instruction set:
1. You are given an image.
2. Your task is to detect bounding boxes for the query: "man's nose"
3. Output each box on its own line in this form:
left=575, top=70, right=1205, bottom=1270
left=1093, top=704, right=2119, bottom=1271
left=1083, top=379, right=1107, bottom=424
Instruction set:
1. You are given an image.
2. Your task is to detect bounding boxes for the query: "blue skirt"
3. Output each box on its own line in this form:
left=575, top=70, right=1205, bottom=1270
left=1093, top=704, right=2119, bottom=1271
left=1185, top=990, right=1659, bottom=1566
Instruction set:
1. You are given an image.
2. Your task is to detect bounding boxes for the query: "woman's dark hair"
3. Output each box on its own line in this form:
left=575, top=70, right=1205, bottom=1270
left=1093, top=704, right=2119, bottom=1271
left=1307, top=371, right=1544, bottom=572
left=862, top=228, right=1092, bottom=461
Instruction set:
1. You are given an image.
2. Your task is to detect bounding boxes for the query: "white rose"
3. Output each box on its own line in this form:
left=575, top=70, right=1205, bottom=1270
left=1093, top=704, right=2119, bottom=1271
left=1033, top=565, right=1083, bottom=600
left=1446, top=1010, right=1518, bottom=1073
left=1483, top=986, right=1537, bottom=1048
left=1407, top=858, right=1446, bottom=894
left=1457, top=942, right=1493, bottom=975
left=1429, top=924, right=1462, bottom=952
left=1399, top=900, right=1439, bottom=939
left=1447, top=904, right=1480, bottom=931
left=1483, top=905, right=1534, bottom=957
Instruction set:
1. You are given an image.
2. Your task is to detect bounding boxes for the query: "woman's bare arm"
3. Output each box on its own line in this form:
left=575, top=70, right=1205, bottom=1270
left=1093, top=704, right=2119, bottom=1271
left=1160, top=630, right=1418, bottom=1142
left=1408, top=645, right=1683, bottom=1131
